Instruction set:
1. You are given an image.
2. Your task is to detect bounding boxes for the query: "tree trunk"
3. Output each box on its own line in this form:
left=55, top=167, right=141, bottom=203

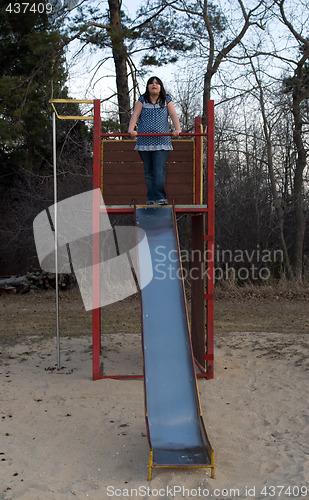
left=291, top=85, right=306, bottom=280
left=202, top=0, right=215, bottom=126
left=251, top=59, right=294, bottom=279
left=263, top=117, right=293, bottom=280
left=108, top=0, right=131, bottom=127
left=203, top=71, right=212, bottom=126
left=277, top=0, right=309, bottom=280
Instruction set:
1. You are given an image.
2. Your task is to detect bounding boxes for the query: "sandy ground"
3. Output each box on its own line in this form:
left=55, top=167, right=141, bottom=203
left=0, top=290, right=309, bottom=499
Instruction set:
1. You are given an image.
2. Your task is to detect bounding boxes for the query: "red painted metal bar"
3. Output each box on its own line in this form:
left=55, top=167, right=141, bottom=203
left=100, top=207, right=208, bottom=214
left=92, top=99, right=102, bottom=381
left=93, top=100, right=101, bottom=190
left=195, top=358, right=208, bottom=376
left=205, top=100, right=215, bottom=380
left=97, top=375, right=144, bottom=380
left=100, top=132, right=208, bottom=137
left=194, top=117, right=203, bottom=205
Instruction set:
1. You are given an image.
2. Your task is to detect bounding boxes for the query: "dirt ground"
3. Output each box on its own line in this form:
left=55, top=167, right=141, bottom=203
left=0, top=284, right=308, bottom=350
left=1, top=284, right=308, bottom=499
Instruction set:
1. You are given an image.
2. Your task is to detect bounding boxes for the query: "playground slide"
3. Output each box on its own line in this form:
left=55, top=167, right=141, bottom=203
left=135, top=206, right=214, bottom=480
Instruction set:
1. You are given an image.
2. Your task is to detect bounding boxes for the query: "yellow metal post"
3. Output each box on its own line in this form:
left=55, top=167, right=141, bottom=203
left=211, top=450, right=215, bottom=479
left=148, top=451, right=153, bottom=481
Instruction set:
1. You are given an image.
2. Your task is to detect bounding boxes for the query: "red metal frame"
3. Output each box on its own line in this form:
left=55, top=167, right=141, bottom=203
left=103, top=206, right=208, bottom=214
left=92, top=99, right=102, bottom=381
left=194, top=117, right=203, bottom=205
left=92, top=99, right=215, bottom=380
left=204, top=101, right=215, bottom=379
left=100, top=132, right=207, bottom=137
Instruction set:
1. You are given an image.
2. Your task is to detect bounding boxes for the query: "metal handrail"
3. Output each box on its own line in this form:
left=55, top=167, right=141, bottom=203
left=49, top=99, right=94, bottom=121
left=100, top=132, right=207, bottom=137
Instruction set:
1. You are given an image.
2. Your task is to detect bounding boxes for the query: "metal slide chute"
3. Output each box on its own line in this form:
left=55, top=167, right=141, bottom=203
left=135, top=205, right=214, bottom=480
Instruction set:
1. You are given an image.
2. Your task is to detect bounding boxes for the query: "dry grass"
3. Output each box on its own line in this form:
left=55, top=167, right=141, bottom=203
left=0, top=280, right=308, bottom=351
left=214, top=276, right=309, bottom=301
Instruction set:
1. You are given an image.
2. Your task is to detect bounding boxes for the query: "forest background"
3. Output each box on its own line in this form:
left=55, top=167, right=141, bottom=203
left=0, top=0, right=308, bottom=287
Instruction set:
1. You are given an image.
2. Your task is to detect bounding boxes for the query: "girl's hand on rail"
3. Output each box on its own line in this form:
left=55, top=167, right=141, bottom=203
left=129, top=130, right=137, bottom=138
left=172, top=129, right=181, bottom=138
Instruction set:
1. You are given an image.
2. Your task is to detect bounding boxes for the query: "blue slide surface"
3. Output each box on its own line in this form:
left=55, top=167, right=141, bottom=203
left=135, top=206, right=214, bottom=479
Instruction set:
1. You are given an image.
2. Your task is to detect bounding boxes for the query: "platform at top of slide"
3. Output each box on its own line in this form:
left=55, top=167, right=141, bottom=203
left=135, top=205, right=214, bottom=479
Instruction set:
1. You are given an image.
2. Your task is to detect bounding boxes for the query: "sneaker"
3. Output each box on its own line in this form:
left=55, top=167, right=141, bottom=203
left=155, top=199, right=168, bottom=205
left=146, top=200, right=155, bottom=205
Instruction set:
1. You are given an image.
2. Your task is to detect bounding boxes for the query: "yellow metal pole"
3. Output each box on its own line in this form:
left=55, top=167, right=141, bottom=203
left=211, top=450, right=215, bottom=479
left=147, top=451, right=153, bottom=481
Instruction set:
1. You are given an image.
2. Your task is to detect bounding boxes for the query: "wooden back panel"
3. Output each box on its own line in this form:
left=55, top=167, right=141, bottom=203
left=101, top=140, right=195, bottom=205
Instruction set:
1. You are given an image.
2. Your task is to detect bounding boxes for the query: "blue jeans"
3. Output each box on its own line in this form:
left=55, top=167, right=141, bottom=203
left=138, top=150, right=169, bottom=202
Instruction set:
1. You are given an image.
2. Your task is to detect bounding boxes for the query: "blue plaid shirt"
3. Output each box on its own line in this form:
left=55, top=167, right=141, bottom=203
left=135, top=95, right=173, bottom=151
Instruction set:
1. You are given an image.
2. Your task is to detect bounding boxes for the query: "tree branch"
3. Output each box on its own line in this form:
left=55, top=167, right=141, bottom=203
left=130, top=1, right=179, bottom=32
left=275, top=0, right=309, bottom=46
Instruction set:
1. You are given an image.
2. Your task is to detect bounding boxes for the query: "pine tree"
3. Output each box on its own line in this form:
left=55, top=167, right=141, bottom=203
left=0, top=1, right=68, bottom=190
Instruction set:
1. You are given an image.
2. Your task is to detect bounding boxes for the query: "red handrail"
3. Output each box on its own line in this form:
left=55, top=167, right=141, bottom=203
left=100, top=132, right=208, bottom=137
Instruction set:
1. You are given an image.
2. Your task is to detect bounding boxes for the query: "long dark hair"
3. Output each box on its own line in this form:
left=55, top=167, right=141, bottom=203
left=143, top=76, right=167, bottom=108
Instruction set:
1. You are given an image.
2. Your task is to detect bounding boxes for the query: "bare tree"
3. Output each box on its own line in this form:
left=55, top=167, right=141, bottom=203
left=202, top=0, right=270, bottom=122
left=63, top=0, right=190, bottom=127
left=274, top=0, right=309, bottom=279
left=108, top=0, right=131, bottom=125
left=200, top=0, right=309, bottom=279
left=247, top=55, right=294, bottom=278
left=168, top=0, right=270, bottom=124
left=173, top=71, right=202, bottom=132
